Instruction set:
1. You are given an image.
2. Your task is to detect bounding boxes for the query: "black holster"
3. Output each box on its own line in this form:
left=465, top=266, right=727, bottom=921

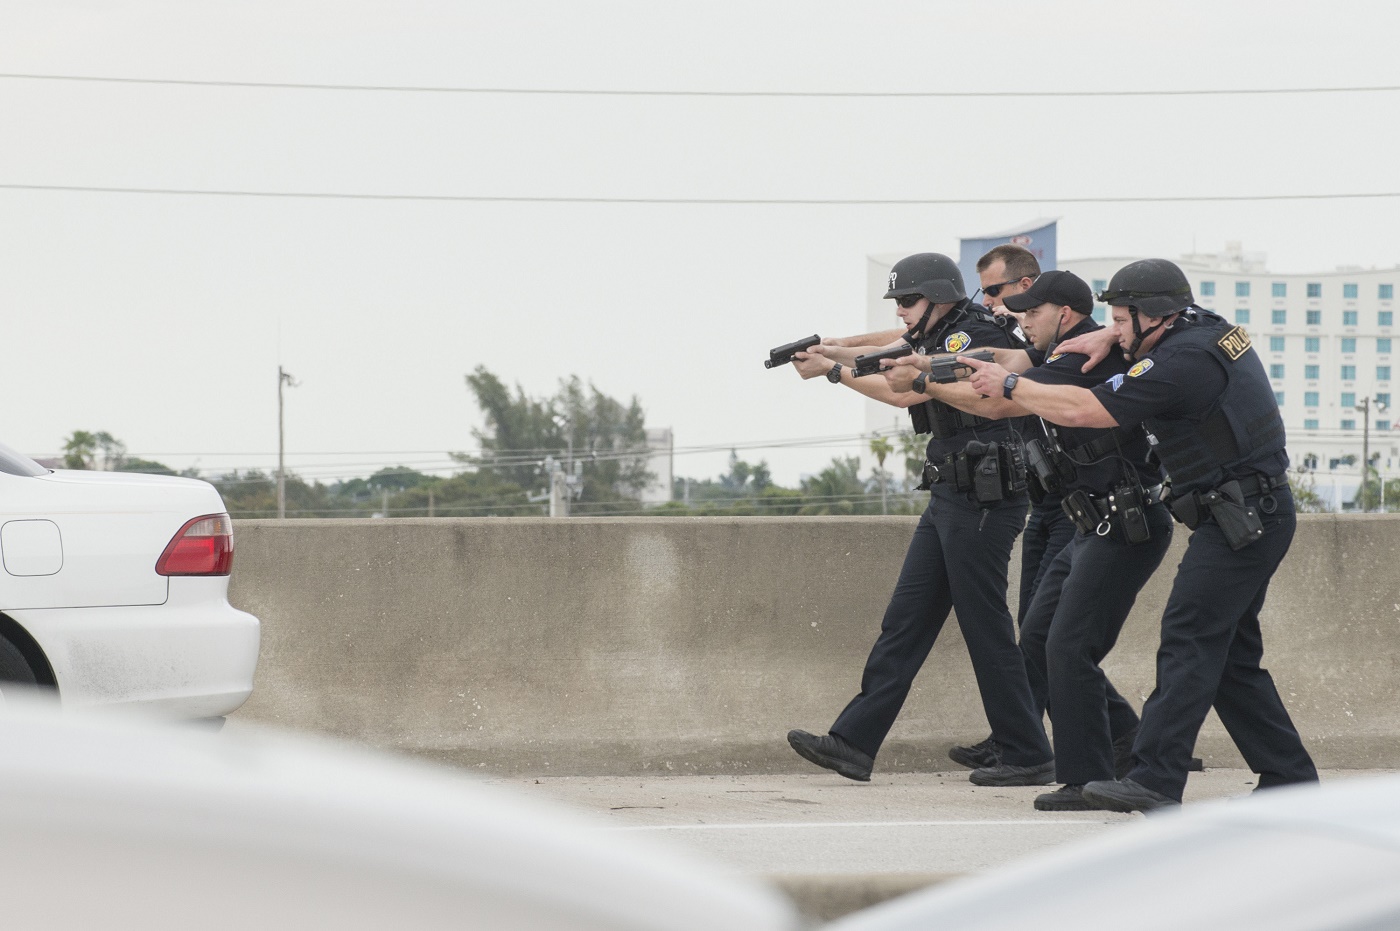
left=1167, top=479, right=1265, bottom=550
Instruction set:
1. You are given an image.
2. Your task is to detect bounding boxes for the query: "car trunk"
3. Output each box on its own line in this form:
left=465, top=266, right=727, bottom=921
left=0, top=470, right=228, bottom=609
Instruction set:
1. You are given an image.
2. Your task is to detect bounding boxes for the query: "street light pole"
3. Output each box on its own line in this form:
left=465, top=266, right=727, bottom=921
left=277, top=366, right=297, bottom=519
left=1354, top=396, right=1390, bottom=512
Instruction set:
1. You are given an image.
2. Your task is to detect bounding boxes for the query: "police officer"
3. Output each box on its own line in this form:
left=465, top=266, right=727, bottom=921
left=785, top=253, right=1054, bottom=787
left=947, top=245, right=1082, bottom=774
left=887, top=270, right=1173, bottom=809
left=961, top=259, right=1319, bottom=811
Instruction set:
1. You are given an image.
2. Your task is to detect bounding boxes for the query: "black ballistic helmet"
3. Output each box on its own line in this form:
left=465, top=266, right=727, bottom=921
left=884, top=253, right=966, bottom=304
left=1098, top=259, right=1194, bottom=318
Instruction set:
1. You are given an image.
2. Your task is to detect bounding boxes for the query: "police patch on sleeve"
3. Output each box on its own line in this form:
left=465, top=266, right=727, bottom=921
left=1127, top=359, right=1154, bottom=377
left=944, top=332, right=971, bottom=353
left=1045, top=352, right=1065, bottom=364
left=1107, top=373, right=1126, bottom=391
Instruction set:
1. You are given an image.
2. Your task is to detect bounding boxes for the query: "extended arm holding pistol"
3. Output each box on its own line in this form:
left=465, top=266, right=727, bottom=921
left=764, top=335, right=821, bottom=369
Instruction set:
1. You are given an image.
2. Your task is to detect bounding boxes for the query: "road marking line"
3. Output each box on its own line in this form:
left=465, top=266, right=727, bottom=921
left=613, top=820, right=1120, bottom=831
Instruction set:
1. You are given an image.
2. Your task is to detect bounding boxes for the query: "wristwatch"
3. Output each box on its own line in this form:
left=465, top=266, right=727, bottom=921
left=912, top=372, right=929, bottom=395
left=1002, top=372, right=1020, bottom=399
left=826, top=363, right=844, bottom=383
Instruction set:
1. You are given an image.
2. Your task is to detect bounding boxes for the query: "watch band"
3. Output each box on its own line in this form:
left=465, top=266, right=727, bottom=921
left=912, top=372, right=929, bottom=395
left=826, top=362, right=843, bottom=383
left=1002, top=372, right=1020, bottom=400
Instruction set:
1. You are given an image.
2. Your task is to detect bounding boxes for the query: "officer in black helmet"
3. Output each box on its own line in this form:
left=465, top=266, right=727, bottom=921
left=960, top=258, right=1319, bottom=812
left=786, top=253, right=1055, bottom=787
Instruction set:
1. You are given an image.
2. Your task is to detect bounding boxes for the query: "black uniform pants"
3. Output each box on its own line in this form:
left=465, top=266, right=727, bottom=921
left=1129, top=488, right=1318, bottom=801
left=1019, top=503, right=1174, bottom=785
left=1017, top=500, right=1076, bottom=629
left=831, top=493, right=1052, bottom=767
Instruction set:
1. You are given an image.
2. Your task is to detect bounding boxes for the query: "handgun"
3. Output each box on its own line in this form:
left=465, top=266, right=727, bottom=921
left=764, top=335, right=821, bottom=369
left=851, top=344, right=913, bottom=378
left=928, top=349, right=995, bottom=384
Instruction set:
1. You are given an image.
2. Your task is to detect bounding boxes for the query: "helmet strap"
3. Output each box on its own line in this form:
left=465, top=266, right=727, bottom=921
left=903, top=300, right=936, bottom=343
left=1124, top=308, right=1166, bottom=361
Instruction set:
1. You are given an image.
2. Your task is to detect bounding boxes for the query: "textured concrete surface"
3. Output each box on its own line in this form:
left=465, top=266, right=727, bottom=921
left=228, top=514, right=1400, bottom=774
left=490, top=768, right=1397, bottom=921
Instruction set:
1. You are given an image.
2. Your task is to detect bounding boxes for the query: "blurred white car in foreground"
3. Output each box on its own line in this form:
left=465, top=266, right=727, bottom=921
left=0, top=703, right=799, bottom=931
left=0, top=443, right=258, bottom=716
left=830, top=774, right=1400, bottom=931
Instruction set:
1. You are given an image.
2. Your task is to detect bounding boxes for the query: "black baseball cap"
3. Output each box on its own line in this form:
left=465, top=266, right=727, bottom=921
left=1001, top=269, right=1094, bottom=315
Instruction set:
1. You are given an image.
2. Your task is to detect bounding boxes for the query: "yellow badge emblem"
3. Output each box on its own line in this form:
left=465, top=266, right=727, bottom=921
left=1046, top=352, right=1065, bottom=364
left=1217, top=325, right=1251, bottom=361
left=1128, top=359, right=1154, bottom=377
left=944, top=332, right=971, bottom=353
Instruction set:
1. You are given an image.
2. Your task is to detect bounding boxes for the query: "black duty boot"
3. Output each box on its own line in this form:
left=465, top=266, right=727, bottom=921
left=949, top=736, right=1000, bottom=770
left=786, top=729, right=873, bottom=782
left=1034, top=784, right=1100, bottom=811
left=969, top=759, right=1055, bottom=787
left=1082, top=778, right=1179, bottom=813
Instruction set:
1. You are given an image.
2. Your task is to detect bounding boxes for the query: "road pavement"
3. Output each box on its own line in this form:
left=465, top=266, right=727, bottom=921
left=490, top=768, right=1394, bottom=919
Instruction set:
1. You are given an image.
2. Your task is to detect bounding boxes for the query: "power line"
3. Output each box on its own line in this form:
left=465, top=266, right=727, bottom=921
left=4, top=182, right=1399, bottom=205
left=2, top=72, right=1398, bottom=98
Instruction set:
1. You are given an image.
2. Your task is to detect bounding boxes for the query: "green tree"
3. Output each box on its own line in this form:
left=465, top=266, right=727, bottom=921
left=798, top=456, right=870, bottom=515
left=869, top=434, right=894, bottom=515
left=1289, top=471, right=1330, bottom=514
left=463, top=366, right=654, bottom=509
left=62, top=430, right=128, bottom=470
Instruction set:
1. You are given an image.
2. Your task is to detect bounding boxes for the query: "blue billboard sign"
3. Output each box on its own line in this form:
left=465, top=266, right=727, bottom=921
left=958, top=218, right=1058, bottom=300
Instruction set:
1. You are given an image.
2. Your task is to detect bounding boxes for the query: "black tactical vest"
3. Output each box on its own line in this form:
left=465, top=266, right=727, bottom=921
left=1143, top=309, right=1288, bottom=493
left=910, top=300, right=1025, bottom=442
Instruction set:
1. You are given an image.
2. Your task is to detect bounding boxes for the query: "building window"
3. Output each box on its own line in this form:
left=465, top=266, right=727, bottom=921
left=1304, top=418, right=1319, bottom=430
left=1382, top=284, right=1394, bottom=300
left=1092, top=306, right=1106, bottom=323
left=1270, top=364, right=1285, bottom=379
left=1380, top=422, right=1393, bottom=431
left=1342, top=392, right=1356, bottom=407
left=1307, top=282, right=1322, bottom=298
left=1200, top=280, right=1215, bottom=296
left=1378, top=393, right=1392, bottom=407
left=1305, top=364, right=1319, bottom=380
left=1092, top=279, right=1107, bottom=293
left=1344, top=283, right=1359, bottom=299
left=1236, top=308, right=1251, bottom=324
left=1269, top=336, right=1285, bottom=352
left=1272, top=282, right=1286, bottom=298
left=1344, top=310, right=1358, bottom=326
left=1380, top=366, right=1392, bottom=381
left=1304, top=391, right=1320, bottom=407
left=1271, top=309, right=1286, bottom=325
left=1342, top=419, right=1356, bottom=430
left=1381, top=311, right=1394, bottom=327
left=1273, top=391, right=1284, bottom=406
left=1306, top=310, right=1321, bottom=325
left=1305, top=337, right=1321, bottom=353
left=1236, top=281, right=1250, bottom=298
left=1342, top=366, right=1356, bottom=382
left=1342, top=337, right=1357, bottom=353
left=1380, top=338, right=1393, bottom=354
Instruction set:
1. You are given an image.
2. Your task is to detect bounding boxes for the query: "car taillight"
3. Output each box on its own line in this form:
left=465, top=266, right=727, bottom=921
left=156, top=513, right=234, bottom=576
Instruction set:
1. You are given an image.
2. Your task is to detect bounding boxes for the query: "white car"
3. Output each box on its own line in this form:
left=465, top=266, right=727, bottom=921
left=829, top=775, right=1400, bottom=931
left=0, top=704, right=799, bottom=931
left=0, top=442, right=258, bottom=717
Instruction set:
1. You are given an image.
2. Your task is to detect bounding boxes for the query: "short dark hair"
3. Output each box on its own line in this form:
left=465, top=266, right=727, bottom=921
left=976, top=244, right=1041, bottom=281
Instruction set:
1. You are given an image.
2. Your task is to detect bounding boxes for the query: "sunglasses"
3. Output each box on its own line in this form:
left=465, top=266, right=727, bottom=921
left=983, top=277, right=1032, bottom=298
left=895, top=294, right=925, bottom=308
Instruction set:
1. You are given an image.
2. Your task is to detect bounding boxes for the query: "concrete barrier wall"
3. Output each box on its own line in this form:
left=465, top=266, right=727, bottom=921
left=229, top=515, right=1400, bottom=775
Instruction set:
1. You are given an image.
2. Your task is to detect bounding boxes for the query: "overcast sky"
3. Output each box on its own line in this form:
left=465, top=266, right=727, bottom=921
left=3, top=0, right=1399, bottom=487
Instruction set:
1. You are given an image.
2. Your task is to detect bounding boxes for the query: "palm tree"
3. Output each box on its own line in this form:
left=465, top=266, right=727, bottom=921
left=869, top=434, right=894, bottom=515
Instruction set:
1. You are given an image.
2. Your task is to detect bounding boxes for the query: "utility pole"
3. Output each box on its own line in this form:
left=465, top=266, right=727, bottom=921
left=277, top=366, right=297, bottom=519
left=1355, top=396, right=1391, bottom=511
